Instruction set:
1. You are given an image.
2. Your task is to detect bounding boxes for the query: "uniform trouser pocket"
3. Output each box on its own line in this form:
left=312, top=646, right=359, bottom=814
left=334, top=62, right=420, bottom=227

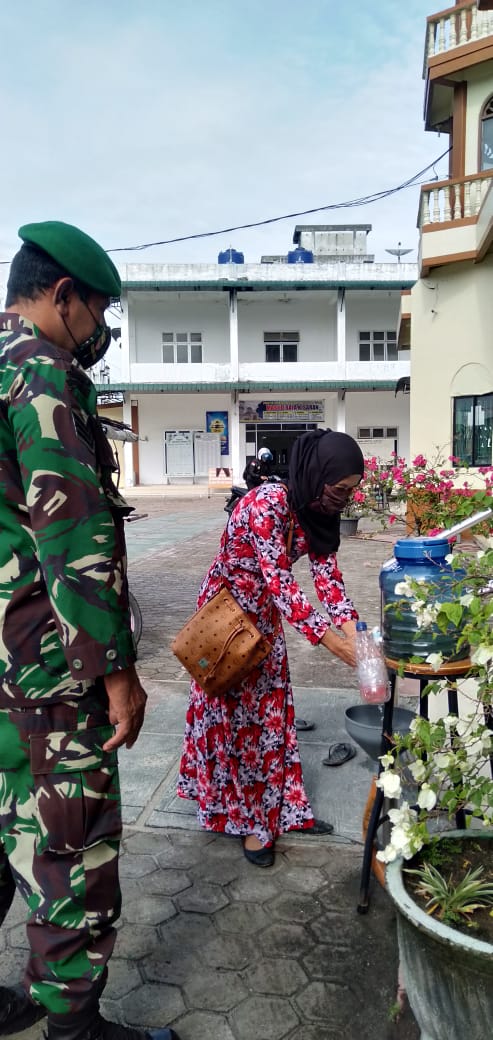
left=30, top=726, right=121, bottom=854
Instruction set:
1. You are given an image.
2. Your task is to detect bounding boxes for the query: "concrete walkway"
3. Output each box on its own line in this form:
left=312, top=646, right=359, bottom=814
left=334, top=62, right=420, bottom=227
left=5, top=498, right=419, bottom=1040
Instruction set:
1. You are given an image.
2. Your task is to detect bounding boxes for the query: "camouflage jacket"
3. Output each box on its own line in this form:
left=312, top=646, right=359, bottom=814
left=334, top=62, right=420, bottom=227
left=0, top=312, right=136, bottom=706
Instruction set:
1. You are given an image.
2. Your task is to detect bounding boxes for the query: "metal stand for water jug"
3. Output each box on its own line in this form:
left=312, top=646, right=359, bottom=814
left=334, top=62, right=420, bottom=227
left=357, top=656, right=474, bottom=914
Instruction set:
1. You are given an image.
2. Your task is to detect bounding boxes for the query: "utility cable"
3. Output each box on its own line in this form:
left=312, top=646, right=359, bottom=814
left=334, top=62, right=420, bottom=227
left=108, top=148, right=450, bottom=253
left=0, top=147, right=450, bottom=265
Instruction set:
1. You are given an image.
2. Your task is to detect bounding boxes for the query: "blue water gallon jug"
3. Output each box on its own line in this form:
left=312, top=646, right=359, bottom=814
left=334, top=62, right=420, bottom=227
left=379, top=537, right=467, bottom=662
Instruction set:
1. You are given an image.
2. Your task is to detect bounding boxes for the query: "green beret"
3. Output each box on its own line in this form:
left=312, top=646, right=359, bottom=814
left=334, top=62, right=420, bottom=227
left=18, top=220, right=121, bottom=297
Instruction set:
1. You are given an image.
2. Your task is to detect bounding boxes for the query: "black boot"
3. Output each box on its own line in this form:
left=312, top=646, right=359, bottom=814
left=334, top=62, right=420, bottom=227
left=47, top=1011, right=180, bottom=1040
left=0, top=985, right=46, bottom=1036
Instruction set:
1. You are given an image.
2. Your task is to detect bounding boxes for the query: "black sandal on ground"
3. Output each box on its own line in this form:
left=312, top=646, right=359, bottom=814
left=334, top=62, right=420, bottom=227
left=294, top=718, right=316, bottom=731
left=322, top=742, right=356, bottom=767
left=292, top=819, right=334, bottom=835
left=242, top=839, right=275, bottom=868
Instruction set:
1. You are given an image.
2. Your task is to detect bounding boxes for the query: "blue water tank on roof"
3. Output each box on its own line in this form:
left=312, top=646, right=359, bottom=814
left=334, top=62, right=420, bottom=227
left=287, top=247, right=314, bottom=264
left=218, top=248, right=244, bottom=264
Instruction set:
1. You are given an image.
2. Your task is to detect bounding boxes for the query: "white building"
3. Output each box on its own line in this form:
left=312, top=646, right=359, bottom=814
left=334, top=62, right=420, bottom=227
left=98, top=225, right=416, bottom=486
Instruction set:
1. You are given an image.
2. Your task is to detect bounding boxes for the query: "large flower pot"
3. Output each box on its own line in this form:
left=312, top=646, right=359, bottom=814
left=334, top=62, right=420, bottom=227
left=386, top=830, right=493, bottom=1040
left=340, top=516, right=359, bottom=537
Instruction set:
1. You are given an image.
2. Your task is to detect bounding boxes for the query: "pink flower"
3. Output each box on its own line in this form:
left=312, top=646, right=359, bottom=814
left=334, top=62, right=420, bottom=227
left=412, top=454, right=427, bottom=468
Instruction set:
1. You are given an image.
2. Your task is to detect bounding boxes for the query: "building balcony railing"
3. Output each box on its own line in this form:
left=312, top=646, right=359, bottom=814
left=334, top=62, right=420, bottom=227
left=424, top=1, right=493, bottom=75
left=418, top=170, right=493, bottom=226
left=417, top=170, right=493, bottom=272
left=127, top=359, right=410, bottom=389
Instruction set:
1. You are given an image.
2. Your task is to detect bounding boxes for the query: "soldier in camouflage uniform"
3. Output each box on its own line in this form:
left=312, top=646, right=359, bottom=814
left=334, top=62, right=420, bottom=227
left=0, top=223, right=180, bottom=1040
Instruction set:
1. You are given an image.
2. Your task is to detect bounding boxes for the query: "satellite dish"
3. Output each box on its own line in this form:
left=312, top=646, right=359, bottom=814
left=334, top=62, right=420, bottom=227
left=385, top=243, right=413, bottom=264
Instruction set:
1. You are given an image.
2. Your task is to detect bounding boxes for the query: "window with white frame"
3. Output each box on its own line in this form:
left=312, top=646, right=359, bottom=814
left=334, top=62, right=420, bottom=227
left=358, top=331, right=398, bottom=361
left=264, top=331, right=299, bottom=363
left=162, top=332, right=203, bottom=363
left=358, top=426, right=398, bottom=439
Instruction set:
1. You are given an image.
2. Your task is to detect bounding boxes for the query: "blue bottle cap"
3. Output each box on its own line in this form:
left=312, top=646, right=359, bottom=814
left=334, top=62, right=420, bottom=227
left=356, top=621, right=367, bottom=631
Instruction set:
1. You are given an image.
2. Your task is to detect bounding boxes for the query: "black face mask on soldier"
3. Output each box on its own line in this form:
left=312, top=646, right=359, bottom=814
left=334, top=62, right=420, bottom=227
left=74, top=323, right=112, bottom=370
left=73, top=303, right=112, bottom=370
left=60, top=293, right=112, bottom=371
left=310, top=484, right=353, bottom=516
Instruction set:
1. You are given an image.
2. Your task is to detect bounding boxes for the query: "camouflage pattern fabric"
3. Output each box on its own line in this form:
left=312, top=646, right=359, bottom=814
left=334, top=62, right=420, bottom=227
left=0, top=312, right=136, bottom=707
left=0, top=312, right=134, bottom=1014
left=0, top=691, right=121, bottom=1014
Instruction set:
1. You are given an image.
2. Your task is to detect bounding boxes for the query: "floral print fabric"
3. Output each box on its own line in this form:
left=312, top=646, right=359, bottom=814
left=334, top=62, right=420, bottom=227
left=177, top=482, right=357, bottom=845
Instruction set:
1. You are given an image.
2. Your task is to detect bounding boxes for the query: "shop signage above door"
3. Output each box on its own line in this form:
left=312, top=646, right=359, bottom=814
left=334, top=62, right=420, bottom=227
left=97, top=391, right=124, bottom=406
left=239, top=400, right=324, bottom=423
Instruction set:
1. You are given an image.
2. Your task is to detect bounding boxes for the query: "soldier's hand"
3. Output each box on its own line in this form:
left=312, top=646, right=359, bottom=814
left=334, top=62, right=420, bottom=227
left=103, top=665, right=148, bottom=751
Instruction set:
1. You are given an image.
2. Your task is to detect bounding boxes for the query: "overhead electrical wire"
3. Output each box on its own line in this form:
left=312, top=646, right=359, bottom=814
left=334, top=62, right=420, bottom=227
left=107, top=148, right=450, bottom=253
left=0, top=147, right=450, bottom=265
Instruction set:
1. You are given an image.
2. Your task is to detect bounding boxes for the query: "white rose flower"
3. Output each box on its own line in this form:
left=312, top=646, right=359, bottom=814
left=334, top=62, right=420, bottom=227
left=445, top=553, right=454, bottom=564
left=394, top=581, right=413, bottom=598
left=376, top=771, right=402, bottom=798
left=409, top=759, right=427, bottom=782
left=388, top=802, right=416, bottom=827
left=435, top=752, right=456, bottom=772
left=379, top=752, right=395, bottom=769
left=455, top=715, right=474, bottom=738
left=425, top=652, right=444, bottom=671
left=417, top=784, right=437, bottom=811
left=376, top=844, right=398, bottom=864
left=390, top=825, right=412, bottom=853
left=471, top=645, right=493, bottom=667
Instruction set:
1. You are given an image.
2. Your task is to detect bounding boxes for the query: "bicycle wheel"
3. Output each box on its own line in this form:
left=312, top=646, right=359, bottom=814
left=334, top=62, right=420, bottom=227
left=128, top=590, right=143, bottom=644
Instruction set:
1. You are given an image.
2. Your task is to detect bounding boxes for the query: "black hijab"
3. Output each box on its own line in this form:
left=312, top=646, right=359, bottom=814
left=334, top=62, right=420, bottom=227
left=288, top=429, right=364, bottom=554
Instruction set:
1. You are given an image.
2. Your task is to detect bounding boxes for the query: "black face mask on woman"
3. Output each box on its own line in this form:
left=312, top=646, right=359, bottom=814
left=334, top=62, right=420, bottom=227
left=310, top=484, right=353, bottom=516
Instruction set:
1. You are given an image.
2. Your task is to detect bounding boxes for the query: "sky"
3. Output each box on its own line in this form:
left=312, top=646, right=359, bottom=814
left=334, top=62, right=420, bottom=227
left=0, top=0, right=447, bottom=297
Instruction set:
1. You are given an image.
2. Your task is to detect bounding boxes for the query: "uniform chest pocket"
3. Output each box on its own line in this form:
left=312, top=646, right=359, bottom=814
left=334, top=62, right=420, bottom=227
left=30, top=726, right=121, bottom=854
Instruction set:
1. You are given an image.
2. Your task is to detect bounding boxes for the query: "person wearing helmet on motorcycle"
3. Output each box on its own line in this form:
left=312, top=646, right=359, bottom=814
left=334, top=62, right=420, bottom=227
left=243, top=447, right=274, bottom=490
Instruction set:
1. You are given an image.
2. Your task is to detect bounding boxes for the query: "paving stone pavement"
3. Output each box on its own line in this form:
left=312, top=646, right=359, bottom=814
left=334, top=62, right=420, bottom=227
left=4, top=496, right=419, bottom=1040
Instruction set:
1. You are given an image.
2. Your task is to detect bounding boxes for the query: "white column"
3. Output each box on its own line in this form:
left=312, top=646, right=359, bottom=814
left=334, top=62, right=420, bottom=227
left=229, top=289, right=239, bottom=381
left=120, top=290, right=130, bottom=382
left=121, top=292, right=133, bottom=486
left=336, top=288, right=346, bottom=367
left=336, top=390, right=346, bottom=432
left=230, top=392, right=241, bottom=483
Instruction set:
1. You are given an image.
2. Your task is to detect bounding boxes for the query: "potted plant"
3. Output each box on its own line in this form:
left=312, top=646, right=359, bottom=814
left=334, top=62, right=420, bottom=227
left=376, top=541, right=493, bottom=1039
left=340, top=487, right=366, bottom=536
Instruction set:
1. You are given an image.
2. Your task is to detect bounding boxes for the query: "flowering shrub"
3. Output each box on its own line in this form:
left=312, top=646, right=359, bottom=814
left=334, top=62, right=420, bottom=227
left=354, top=452, right=493, bottom=535
left=376, top=544, right=493, bottom=868
left=341, top=487, right=367, bottom=519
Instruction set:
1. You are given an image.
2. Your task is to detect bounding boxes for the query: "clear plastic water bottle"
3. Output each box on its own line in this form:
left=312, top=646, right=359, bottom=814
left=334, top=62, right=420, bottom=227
left=355, top=621, right=390, bottom=704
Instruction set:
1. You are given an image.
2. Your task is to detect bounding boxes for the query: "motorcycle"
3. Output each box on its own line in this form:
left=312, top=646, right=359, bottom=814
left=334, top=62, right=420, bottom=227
left=224, top=449, right=286, bottom=515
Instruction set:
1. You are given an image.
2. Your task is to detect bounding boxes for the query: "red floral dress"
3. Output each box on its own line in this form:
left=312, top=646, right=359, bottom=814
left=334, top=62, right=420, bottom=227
left=177, top=482, right=358, bottom=845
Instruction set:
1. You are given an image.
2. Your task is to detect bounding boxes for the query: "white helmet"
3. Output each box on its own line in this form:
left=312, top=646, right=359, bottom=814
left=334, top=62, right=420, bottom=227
left=258, top=448, right=273, bottom=463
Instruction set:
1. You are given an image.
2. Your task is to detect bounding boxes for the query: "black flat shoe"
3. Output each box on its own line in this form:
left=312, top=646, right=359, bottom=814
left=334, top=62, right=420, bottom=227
left=242, top=840, right=275, bottom=867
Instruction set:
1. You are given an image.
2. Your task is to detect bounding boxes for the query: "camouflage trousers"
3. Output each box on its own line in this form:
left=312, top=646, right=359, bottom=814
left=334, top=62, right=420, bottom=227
left=0, top=690, right=122, bottom=1015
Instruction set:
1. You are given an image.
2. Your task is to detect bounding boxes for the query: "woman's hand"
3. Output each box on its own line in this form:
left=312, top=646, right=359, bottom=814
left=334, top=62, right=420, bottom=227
left=320, top=625, right=357, bottom=667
